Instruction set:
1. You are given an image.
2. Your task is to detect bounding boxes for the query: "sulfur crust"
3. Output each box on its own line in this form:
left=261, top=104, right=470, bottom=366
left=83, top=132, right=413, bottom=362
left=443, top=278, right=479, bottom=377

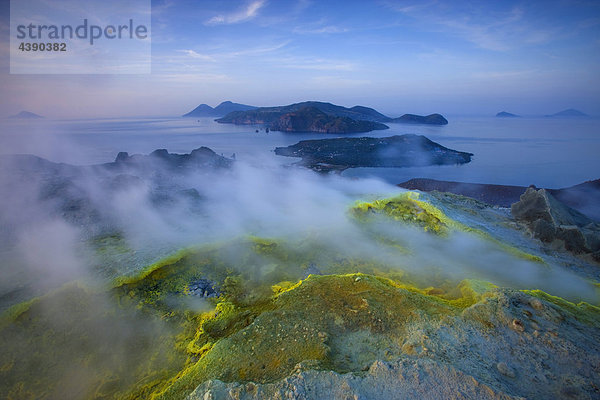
left=351, top=191, right=545, bottom=264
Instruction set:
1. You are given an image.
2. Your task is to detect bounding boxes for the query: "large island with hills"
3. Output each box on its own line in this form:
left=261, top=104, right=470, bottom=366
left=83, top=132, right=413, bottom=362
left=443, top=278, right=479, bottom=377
left=184, top=100, right=449, bottom=133
left=268, top=106, right=388, bottom=134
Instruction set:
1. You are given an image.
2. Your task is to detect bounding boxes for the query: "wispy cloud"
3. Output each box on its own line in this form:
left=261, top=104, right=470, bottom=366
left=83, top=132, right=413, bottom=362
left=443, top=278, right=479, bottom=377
left=278, top=56, right=356, bottom=71
left=309, top=76, right=371, bottom=88
left=205, top=0, right=267, bottom=25
left=156, top=73, right=231, bottom=84
left=433, top=7, right=526, bottom=51
left=152, top=0, right=175, bottom=15
left=386, top=3, right=556, bottom=51
left=220, top=41, right=290, bottom=57
left=175, top=41, right=289, bottom=63
left=176, top=50, right=216, bottom=62
left=294, top=25, right=348, bottom=34
left=379, top=0, right=437, bottom=14
left=293, top=19, right=348, bottom=35
left=472, top=69, right=539, bottom=80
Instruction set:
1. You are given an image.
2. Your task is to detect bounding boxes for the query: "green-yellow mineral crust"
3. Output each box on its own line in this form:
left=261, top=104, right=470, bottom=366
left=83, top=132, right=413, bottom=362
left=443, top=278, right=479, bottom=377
left=1, top=193, right=599, bottom=399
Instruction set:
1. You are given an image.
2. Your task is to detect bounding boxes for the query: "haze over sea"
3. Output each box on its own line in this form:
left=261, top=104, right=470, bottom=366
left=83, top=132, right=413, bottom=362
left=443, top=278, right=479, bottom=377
left=1, top=115, right=598, bottom=189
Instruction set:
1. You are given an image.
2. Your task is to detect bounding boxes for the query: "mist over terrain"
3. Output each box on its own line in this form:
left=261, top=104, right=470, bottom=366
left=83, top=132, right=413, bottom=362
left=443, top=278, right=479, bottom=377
left=1, top=131, right=597, bottom=312
left=2, top=128, right=599, bottom=398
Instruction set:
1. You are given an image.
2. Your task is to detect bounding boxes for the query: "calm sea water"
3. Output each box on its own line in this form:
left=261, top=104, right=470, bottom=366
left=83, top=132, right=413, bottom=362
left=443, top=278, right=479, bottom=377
left=1, top=115, right=599, bottom=188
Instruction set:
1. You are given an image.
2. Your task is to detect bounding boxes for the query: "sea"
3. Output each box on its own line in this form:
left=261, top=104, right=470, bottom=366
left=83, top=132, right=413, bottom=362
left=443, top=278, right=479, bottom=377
left=1, top=115, right=599, bottom=189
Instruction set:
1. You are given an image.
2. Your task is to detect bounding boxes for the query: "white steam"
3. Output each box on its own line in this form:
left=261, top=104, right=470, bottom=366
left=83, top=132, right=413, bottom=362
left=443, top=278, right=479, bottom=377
left=0, top=137, right=598, bottom=308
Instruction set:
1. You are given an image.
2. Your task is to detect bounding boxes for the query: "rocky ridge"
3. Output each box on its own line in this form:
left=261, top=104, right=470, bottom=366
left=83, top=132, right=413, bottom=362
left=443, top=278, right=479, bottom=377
left=511, top=187, right=600, bottom=261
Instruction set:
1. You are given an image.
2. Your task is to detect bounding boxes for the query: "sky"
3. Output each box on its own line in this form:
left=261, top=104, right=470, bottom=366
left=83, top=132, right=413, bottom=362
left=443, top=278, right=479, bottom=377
left=0, top=0, right=599, bottom=118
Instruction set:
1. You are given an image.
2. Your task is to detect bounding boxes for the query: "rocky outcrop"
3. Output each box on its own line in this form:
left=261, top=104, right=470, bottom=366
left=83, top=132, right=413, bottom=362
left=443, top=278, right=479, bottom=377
left=0, top=147, right=233, bottom=240
left=188, top=278, right=220, bottom=298
left=274, top=134, right=472, bottom=172
left=511, top=187, right=600, bottom=260
left=111, top=146, right=233, bottom=170
left=190, top=358, right=519, bottom=399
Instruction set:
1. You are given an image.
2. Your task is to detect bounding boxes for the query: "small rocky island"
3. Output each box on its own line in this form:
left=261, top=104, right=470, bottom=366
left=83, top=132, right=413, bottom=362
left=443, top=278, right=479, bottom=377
left=546, top=108, right=588, bottom=117
left=496, top=111, right=520, bottom=118
left=215, top=101, right=448, bottom=133
left=8, top=111, right=44, bottom=119
left=274, top=134, right=473, bottom=172
left=390, top=113, right=448, bottom=125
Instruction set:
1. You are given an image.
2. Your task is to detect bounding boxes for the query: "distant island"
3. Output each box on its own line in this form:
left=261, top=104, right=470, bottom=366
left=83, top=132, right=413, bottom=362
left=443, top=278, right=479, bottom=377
left=390, top=113, right=448, bottom=125
left=213, top=101, right=448, bottom=133
left=182, top=101, right=256, bottom=117
left=8, top=111, right=44, bottom=119
left=266, top=106, right=388, bottom=134
left=496, top=111, right=520, bottom=118
left=274, top=134, right=472, bottom=172
left=546, top=108, right=588, bottom=117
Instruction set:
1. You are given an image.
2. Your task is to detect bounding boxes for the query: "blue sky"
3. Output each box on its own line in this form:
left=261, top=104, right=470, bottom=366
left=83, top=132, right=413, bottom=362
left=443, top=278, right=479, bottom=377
left=1, top=0, right=599, bottom=117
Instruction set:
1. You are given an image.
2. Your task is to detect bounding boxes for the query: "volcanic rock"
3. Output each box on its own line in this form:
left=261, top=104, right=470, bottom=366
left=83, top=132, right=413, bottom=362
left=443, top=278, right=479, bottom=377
left=511, top=187, right=600, bottom=257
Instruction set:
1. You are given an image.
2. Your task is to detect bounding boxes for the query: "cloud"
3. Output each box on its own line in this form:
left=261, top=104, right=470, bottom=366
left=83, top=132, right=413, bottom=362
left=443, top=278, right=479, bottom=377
left=278, top=56, right=356, bottom=71
left=472, top=69, right=538, bottom=80
left=152, top=0, right=175, bottom=15
left=174, top=41, right=289, bottom=62
left=308, top=75, right=371, bottom=88
left=386, top=3, right=557, bottom=52
left=435, top=7, right=526, bottom=51
left=205, top=0, right=267, bottom=26
left=220, top=41, right=290, bottom=57
left=155, top=73, right=231, bottom=85
left=177, top=49, right=216, bottom=61
left=294, top=25, right=347, bottom=34
left=293, top=21, right=348, bottom=35
left=379, top=0, right=437, bottom=14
